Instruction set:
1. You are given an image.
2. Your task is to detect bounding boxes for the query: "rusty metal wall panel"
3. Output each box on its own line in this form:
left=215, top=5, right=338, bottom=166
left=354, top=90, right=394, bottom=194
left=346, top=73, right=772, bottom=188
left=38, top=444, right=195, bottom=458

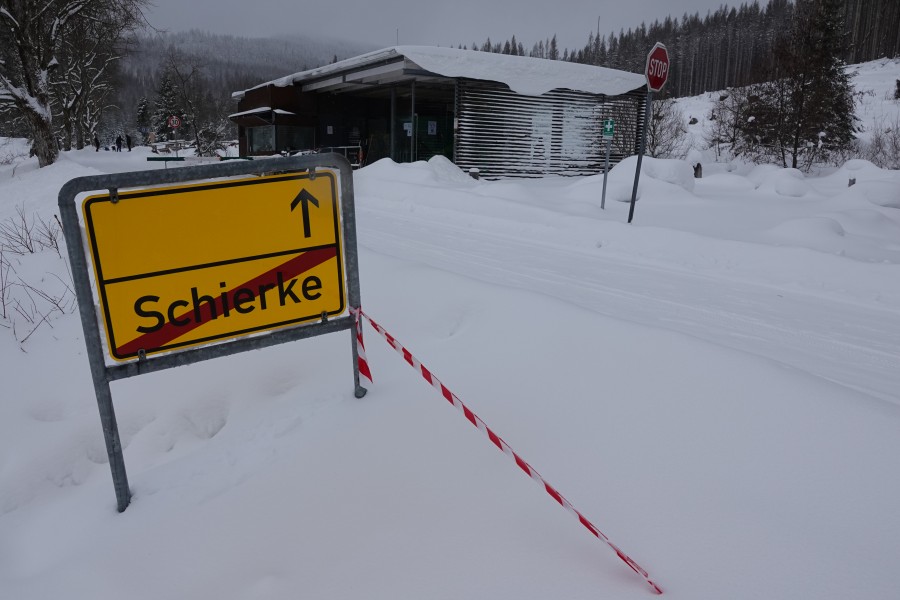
left=454, top=80, right=644, bottom=179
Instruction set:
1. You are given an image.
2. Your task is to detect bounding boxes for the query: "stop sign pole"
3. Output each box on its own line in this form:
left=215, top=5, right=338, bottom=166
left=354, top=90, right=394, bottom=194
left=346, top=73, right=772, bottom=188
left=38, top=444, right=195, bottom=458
left=628, top=42, right=670, bottom=223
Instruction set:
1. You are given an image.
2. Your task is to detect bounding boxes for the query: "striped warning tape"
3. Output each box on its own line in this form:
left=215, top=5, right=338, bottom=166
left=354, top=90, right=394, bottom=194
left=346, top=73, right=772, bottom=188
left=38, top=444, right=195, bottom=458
left=352, top=306, right=372, bottom=383
left=350, top=307, right=662, bottom=595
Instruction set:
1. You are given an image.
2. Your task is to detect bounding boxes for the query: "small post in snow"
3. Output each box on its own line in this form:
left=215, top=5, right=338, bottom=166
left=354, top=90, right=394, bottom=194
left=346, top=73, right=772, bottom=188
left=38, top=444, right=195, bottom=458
left=601, top=118, right=614, bottom=210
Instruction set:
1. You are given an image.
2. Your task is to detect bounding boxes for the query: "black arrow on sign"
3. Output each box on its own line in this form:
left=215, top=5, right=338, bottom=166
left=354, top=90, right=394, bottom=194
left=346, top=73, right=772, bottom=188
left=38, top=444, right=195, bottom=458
left=290, top=189, right=319, bottom=238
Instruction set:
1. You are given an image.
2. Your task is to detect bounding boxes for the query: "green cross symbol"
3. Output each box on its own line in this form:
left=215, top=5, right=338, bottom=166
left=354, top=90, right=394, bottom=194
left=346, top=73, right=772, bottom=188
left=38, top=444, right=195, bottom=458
left=603, top=119, right=615, bottom=137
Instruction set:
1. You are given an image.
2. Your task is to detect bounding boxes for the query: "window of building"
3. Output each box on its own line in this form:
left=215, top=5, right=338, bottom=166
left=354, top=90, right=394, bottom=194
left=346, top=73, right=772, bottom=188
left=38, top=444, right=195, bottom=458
left=279, top=126, right=315, bottom=153
left=247, top=126, right=275, bottom=153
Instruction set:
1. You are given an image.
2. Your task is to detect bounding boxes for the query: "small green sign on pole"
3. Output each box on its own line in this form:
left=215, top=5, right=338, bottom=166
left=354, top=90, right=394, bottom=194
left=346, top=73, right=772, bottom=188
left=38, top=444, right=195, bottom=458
left=602, top=118, right=615, bottom=139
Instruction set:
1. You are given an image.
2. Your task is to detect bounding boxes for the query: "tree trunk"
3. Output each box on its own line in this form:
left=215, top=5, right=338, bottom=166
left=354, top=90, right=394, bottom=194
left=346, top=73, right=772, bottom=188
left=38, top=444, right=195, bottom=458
left=25, top=110, right=59, bottom=167
left=61, top=110, right=74, bottom=151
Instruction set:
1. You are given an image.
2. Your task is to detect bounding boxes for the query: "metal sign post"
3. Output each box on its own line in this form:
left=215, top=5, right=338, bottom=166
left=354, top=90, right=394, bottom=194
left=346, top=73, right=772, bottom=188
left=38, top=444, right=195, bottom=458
left=629, top=42, right=670, bottom=224
left=167, top=115, right=181, bottom=157
left=601, top=118, right=614, bottom=210
left=59, top=154, right=366, bottom=512
left=628, top=92, right=652, bottom=223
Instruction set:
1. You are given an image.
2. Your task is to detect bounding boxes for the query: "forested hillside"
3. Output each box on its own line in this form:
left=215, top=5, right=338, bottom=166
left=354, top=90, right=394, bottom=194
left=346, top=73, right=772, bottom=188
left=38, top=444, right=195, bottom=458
left=115, top=31, right=373, bottom=126
left=110, top=0, right=900, bottom=136
left=4, top=0, right=898, bottom=165
left=476, top=0, right=900, bottom=98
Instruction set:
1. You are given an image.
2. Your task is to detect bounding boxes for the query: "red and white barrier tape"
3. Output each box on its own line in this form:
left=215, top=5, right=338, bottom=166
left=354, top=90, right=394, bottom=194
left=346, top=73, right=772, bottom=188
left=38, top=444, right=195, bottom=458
left=353, top=307, right=372, bottom=383
left=350, top=307, right=662, bottom=595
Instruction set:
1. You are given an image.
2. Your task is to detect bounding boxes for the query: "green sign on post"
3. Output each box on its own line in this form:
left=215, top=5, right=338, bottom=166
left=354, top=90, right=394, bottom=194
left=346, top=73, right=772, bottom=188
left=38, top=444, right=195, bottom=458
left=603, top=118, right=615, bottom=139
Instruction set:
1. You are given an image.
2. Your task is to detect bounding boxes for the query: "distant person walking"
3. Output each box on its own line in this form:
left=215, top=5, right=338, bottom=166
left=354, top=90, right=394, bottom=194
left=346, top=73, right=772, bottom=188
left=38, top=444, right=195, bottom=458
left=93, top=135, right=100, bottom=152
left=115, top=135, right=123, bottom=152
left=125, top=134, right=132, bottom=151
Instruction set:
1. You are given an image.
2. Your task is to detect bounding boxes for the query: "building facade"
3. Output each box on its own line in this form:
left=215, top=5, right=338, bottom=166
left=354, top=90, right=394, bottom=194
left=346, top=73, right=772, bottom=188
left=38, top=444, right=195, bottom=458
left=231, top=46, right=647, bottom=178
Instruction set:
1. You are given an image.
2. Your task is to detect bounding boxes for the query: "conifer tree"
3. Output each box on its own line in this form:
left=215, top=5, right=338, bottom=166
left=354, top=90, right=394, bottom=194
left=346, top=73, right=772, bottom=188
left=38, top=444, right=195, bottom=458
left=749, top=0, right=856, bottom=169
left=135, top=96, right=150, bottom=144
left=151, top=73, right=184, bottom=138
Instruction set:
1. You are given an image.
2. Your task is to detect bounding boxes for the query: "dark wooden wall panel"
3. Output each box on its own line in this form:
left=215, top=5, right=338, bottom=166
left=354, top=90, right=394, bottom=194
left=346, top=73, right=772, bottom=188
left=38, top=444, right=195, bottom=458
left=455, top=80, right=644, bottom=179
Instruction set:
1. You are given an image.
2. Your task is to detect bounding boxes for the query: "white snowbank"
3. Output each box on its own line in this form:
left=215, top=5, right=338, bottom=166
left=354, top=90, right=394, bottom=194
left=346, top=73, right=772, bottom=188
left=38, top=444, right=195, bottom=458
left=360, top=155, right=475, bottom=186
left=588, top=156, right=697, bottom=204
left=2, top=72, right=900, bottom=600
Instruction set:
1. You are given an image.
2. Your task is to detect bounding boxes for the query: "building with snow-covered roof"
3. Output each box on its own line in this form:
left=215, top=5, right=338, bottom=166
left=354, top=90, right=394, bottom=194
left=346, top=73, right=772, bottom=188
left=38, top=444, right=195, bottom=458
left=230, top=46, right=647, bottom=178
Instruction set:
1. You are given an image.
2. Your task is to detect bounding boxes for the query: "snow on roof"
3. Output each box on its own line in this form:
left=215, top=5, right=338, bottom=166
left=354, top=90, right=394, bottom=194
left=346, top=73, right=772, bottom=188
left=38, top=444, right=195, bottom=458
left=233, top=46, right=646, bottom=99
left=227, top=106, right=296, bottom=118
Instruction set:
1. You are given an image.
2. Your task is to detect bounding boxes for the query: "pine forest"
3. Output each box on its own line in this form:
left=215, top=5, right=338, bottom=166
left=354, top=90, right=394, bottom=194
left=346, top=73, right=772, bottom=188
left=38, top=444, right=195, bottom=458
left=475, top=0, right=900, bottom=98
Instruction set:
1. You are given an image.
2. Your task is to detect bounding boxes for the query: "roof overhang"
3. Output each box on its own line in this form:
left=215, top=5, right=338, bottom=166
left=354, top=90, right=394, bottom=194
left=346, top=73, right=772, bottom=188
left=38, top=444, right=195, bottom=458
left=299, top=57, right=445, bottom=94
left=228, top=106, right=298, bottom=126
left=233, top=46, right=646, bottom=100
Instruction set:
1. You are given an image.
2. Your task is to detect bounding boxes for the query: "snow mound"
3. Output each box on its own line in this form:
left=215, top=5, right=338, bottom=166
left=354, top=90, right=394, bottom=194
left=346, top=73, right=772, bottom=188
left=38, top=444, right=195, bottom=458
left=752, top=168, right=812, bottom=197
left=605, top=181, right=642, bottom=203
left=564, top=171, right=644, bottom=204
left=821, top=159, right=892, bottom=186
left=841, top=159, right=883, bottom=174
left=824, top=208, right=900, bottom=238
left=821, top=161, right=900, bottom=208
left=696, top=173, right=756, bottom=193
left=426, top=155, right=477, bottom=184
left=854, top=180, right=900, bottom=209
left=745, top=164, right=782, bottom=187
left=763, top=212, right=900, bottom=262
left=768, top=216, right=845, bottom=240
left=611, top=156, right=696, bottom=193
left=357, top=156, right=474, bottom=186
left=765, top=217, right=852, bottom=257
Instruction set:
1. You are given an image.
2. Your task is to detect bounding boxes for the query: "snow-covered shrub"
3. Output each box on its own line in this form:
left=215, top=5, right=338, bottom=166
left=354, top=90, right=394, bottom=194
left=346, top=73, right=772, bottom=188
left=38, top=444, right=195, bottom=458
left=862, top=115, right=900, bottom=170
left=646, top=97, right=689, bottom=159
left=0, top=137, right=29, bottom=166
left=0, top=207, right=72, bottom=344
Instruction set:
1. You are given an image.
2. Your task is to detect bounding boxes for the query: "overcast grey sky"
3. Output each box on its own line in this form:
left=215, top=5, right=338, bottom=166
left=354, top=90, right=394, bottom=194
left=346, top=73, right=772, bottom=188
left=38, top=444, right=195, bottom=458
left=146, top=0, right=733, bottom=53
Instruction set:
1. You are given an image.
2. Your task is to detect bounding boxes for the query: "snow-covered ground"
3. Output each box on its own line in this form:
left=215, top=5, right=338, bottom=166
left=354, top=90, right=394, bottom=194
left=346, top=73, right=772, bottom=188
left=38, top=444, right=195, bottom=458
left=2, top=59, right=900, bottom=599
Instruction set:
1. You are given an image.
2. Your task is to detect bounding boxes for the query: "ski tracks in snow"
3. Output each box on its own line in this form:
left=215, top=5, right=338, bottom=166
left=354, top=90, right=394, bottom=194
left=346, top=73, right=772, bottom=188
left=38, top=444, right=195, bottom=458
left=357, top=205, right=900, bottom=407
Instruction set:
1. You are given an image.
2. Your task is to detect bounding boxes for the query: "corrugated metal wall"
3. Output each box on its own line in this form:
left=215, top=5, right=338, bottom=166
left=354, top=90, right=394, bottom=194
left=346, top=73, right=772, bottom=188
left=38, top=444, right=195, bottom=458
left=454, top=80, right=646, bottom=179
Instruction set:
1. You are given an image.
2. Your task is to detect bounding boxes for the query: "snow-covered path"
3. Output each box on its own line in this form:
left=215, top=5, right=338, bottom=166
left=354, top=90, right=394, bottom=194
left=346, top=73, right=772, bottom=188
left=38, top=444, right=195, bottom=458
left=357, top=186, right=900, bottom=407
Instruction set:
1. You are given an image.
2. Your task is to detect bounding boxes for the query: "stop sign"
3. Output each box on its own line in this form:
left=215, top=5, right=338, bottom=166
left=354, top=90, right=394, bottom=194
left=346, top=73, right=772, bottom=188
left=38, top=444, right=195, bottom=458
left=645, top=42, right=670, bottom=92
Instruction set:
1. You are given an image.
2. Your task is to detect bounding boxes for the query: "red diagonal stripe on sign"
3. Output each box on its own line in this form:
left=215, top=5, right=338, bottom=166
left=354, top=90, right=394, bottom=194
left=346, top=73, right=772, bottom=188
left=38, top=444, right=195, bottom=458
left=115, top=246, right=337, bottom=357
